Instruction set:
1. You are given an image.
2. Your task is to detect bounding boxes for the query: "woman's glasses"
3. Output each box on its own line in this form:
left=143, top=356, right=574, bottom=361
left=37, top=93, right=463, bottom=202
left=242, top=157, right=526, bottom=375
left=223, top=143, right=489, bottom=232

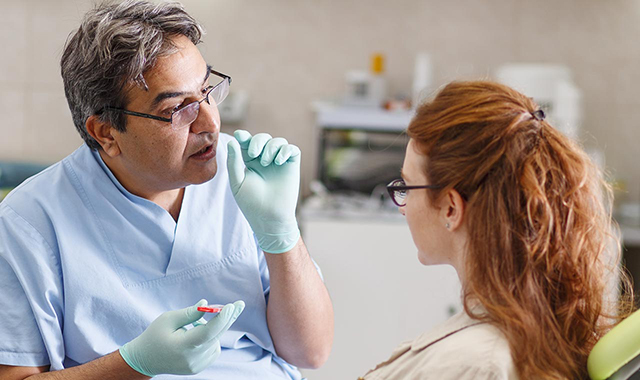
left=386, top=178, right=441, bottom=207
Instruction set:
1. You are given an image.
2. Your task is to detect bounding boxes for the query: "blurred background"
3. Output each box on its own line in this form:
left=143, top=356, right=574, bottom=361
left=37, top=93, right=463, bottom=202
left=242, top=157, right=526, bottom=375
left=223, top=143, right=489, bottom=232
left=1, top=0, right=639, bottom=379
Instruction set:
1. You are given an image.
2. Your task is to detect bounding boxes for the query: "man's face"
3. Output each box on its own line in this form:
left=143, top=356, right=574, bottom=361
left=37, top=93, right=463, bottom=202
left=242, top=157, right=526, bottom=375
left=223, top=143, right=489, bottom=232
left=110, top=35, right=221, bottom=192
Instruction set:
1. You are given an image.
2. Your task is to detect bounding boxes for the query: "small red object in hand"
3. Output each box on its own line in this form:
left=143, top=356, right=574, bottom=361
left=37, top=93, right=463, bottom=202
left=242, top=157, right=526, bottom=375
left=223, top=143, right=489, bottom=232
left=197, top=305, right=224, bottom=313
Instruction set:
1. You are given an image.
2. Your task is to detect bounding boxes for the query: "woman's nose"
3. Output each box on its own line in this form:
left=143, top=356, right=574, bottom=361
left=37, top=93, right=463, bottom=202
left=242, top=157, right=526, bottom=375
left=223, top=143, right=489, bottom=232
left=399, top=206, right=406, bottom=216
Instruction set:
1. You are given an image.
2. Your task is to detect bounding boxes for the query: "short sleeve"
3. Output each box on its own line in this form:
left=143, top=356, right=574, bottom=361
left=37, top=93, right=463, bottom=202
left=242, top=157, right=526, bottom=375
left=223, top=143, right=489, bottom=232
left=0, top=250, right=49, bottom=366
left=0, top=205, right=64, bottom=367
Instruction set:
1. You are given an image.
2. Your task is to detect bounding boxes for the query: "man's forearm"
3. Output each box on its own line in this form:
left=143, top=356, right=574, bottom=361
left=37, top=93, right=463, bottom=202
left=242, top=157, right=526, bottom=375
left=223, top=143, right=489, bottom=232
left=23, top=352, right=149, bottom=380
left=264, top=238, right=334, bottom=369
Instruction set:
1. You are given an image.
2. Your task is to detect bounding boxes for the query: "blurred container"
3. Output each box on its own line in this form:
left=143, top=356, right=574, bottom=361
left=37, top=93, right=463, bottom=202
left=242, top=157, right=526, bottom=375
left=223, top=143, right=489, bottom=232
left=412, top=52, right=433, bottom=108
left=343, top=53, right=387, bottom=107
left=218, top=90, right=249, bottom=125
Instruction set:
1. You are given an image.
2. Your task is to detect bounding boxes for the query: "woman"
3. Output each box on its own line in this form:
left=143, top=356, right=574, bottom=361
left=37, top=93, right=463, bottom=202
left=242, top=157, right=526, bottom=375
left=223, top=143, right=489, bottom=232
left=361, top=81, right=634, bottom=379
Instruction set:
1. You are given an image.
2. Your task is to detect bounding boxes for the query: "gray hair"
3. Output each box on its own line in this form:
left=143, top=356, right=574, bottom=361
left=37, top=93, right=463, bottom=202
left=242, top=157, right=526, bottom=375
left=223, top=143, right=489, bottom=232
left=61, top=0, right=205, bottom=150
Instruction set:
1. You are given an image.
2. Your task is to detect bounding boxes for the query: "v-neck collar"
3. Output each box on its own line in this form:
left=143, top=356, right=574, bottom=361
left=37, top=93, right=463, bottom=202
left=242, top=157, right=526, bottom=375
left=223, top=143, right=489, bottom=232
left=91, top=149, right=185, bottom=230
left=164, top=184, right=194, bottom=274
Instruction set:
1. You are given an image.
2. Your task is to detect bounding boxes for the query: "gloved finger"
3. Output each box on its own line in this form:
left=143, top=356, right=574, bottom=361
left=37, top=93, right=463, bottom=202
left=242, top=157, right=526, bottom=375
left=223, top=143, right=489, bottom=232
left=219, top=300, right=246, bottom=338
left=274, top=144, right=301, bottom=165
left=233, top=130, right=253, bottom=149
left=202, top=343, right=222, bottom=368
left=247, top=133, right=273, bottom=159
left=261, top=138, right=288, bottom=166
left=227, top=139, right=246, bottom=190
left=231, top=300, right=246, bottom=321
left=207, top=344, right=222, bottom=365
left=190, top=300, right=245, bottom=346
left=208, top=301, right=245, bottom=342
left=190, top=343, right=221, bottom=374
left=184, top=302, right=236, bottom=346
left=192, top=317, right=208, bottom=327
left=160, top=299, right=208, bottom=330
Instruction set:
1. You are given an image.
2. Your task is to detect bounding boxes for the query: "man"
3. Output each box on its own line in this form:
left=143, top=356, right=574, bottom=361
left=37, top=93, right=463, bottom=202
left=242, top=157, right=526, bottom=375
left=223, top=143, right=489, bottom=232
left=0, top=1, right=333, bottom=379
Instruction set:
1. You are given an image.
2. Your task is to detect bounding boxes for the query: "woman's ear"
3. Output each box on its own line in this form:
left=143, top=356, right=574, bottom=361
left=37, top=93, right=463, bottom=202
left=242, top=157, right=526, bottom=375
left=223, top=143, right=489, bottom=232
left=440, top=188, right=465, bottom=231
left=85, top=115, right=121, bottom=157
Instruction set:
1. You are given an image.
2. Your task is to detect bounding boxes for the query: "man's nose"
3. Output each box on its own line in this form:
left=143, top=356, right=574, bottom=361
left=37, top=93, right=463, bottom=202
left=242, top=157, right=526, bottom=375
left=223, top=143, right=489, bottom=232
left=399, top=206, right=406, bottom=216
left=190, top=101, right=220, bottom=134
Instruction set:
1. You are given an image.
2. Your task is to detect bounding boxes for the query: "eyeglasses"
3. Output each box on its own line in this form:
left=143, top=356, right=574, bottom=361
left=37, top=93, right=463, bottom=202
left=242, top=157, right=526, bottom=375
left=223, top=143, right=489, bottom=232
left=386, top=178, right=441, bottom=207
left=101, top=68, right=232, bottom=130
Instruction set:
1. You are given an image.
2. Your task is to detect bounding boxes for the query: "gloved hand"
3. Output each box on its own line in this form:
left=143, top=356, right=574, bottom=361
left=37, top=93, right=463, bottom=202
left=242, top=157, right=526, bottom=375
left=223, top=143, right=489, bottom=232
left=119, top=299, right=245, bottom=377
left=227, top=130, right=301, bottom=253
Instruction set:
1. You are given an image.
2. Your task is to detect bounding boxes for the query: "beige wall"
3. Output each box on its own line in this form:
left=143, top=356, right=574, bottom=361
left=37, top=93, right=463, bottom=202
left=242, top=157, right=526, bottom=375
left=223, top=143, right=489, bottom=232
left=1, top=0, right=639, bottom=204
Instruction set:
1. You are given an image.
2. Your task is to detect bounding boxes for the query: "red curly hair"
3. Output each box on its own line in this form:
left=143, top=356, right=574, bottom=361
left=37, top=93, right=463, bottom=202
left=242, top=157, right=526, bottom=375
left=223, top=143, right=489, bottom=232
left=407, top=80, right=634, bottom=379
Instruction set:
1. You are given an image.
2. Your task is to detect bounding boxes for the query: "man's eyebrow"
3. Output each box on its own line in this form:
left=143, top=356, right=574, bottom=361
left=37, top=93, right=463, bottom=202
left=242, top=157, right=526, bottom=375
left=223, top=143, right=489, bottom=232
left=203, top=64, right=212, bottom=86
left=149, top=65, right=212, bottom=110
left=150, top=91, right=187, bottom=110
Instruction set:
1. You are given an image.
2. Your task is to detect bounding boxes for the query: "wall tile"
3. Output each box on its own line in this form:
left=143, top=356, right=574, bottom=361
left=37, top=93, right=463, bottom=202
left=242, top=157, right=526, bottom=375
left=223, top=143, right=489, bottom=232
left=0, top=88, right=26, bottom=160
left=27, top=0, right=93, bottom=86
left=608, top=102, right=640, bottom=204
left=583, top=99, right=640, bottom=204
left=23, top=89, right=82, bottom=163
left=0, top=1, right=28, bottom=84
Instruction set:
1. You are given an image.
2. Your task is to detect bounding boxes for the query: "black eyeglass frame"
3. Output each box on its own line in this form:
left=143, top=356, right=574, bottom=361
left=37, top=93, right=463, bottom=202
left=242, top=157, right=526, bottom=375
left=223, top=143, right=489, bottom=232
left=386, top=178, right=442, bottom=207
left=99, top=68, right=232, bottom=125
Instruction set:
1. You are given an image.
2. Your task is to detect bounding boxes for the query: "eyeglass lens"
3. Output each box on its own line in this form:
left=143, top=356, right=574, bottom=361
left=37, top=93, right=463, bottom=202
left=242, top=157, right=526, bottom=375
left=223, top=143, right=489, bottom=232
left=390, top=179, right=407, bottom=206
left=171, top=78, right=230, bottom=129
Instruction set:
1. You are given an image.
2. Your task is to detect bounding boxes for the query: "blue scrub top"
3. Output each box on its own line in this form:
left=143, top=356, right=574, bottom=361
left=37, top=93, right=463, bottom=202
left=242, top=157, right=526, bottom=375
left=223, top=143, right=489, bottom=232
left=0, top=134, right=302, bottom=379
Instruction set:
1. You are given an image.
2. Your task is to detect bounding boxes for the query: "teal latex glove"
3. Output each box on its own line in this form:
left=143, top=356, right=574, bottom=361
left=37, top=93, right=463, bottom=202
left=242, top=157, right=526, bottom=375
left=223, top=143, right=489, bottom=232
left=119, top=299, right=244, bottom=377
left=227, top=130, right=301, bottom=253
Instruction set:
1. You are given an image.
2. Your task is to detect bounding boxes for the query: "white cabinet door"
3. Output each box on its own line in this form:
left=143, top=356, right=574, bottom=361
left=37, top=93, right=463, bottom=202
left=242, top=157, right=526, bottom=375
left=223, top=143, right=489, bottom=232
left=300, top=217, right=462, bottom=380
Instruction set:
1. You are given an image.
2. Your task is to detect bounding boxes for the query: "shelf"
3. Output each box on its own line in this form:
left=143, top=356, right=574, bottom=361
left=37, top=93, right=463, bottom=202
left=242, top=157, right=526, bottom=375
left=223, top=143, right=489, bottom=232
left=313, top=102, right=414, bottom=131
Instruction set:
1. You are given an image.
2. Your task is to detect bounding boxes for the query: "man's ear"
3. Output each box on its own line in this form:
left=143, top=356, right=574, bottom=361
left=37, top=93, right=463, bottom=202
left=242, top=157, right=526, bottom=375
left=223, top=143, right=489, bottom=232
left=440, top=188, right=465, bottom=231
left=85, top=115, right=121, bottom=157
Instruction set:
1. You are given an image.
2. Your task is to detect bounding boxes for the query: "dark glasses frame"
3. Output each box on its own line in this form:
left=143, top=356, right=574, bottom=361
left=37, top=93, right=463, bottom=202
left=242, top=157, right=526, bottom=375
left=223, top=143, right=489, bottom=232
left=98, top=68, right=232, bottom=129
left=386, top=178, right=442, bottom=207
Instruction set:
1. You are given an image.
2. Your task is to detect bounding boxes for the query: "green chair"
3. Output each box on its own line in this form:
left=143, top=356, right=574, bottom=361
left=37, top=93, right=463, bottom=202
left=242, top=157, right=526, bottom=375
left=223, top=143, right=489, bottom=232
left=588, top=309, right=640, bottom=380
